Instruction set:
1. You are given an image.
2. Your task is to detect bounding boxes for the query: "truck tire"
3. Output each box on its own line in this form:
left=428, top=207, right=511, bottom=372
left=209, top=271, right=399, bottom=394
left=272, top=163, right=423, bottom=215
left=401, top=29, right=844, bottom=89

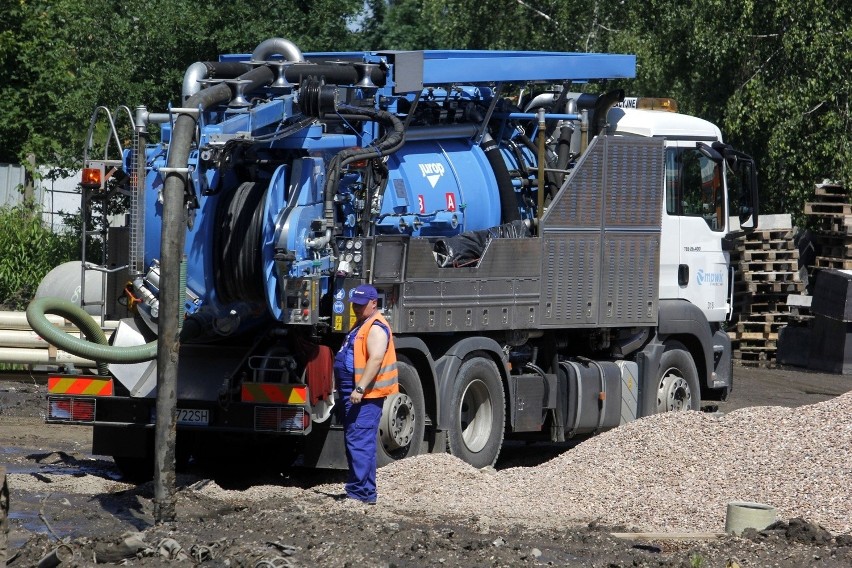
left=446, top=357, right=505, bottom=468
left=377, top=358, right=426, bottom=467
left=113, top=455, right=155, bottom=483
left=1, top=466, right=8, bottom=566
left=657, top=341, right=701, bottom=412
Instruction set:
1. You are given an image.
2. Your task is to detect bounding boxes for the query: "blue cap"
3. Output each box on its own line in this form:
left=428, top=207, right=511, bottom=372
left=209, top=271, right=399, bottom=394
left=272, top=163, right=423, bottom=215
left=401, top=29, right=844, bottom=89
left=351, top=284, right=378, bottom=305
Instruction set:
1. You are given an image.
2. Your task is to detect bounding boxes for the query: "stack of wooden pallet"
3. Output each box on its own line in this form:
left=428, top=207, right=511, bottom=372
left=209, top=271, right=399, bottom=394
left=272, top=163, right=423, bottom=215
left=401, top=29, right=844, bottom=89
left=803, top=181, right=852, bottom=273
left=729, top=217, right=806, bottom=367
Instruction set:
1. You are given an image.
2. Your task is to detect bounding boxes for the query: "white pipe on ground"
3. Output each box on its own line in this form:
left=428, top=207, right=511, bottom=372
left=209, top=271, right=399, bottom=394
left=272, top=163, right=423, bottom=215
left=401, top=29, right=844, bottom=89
left=0, top=311, right=118, bottom=331
left=0, top=347, right=96, bottom=367
left=0, top=329, right=81, bottom=348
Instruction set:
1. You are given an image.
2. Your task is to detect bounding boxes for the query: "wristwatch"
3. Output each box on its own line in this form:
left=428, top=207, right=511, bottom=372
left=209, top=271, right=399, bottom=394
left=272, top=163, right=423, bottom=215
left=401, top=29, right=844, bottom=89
left=354, top=386, right=364, bottom=394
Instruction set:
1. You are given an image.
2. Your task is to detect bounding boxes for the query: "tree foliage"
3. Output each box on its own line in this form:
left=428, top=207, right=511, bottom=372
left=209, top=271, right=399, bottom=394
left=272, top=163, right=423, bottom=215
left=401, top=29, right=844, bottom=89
left=0, top=0, right=363, bottom=169
left=0, top=0, right=850, bottom=225
left=367, top=0, right=852, bottom=223
left=0, top=204, right=79, bottom=310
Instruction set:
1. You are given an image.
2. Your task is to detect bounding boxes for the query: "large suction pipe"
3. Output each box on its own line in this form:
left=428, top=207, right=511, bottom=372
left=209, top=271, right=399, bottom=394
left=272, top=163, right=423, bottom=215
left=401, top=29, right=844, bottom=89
left=590, top=89, right=625, bottom=139
left=26, top=298, right=157, bottom=371
left=482, top=133, right=521, bottom=223
left=181, top=37, right=306, bottom=103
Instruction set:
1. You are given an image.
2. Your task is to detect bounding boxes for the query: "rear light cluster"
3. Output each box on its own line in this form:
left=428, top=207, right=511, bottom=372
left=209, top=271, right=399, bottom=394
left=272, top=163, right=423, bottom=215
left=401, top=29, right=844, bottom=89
left=48, top=397, right=96, bottom=422
left=254, top=406, right=310, bottom=432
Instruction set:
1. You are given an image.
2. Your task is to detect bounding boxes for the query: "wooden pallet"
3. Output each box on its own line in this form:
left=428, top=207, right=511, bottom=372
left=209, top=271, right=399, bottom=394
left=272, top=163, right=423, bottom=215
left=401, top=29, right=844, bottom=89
left=804, top=202, right=852, bottom=216
left=814, top=256, right=852, bottom=269
left=814, top=182, right=848, bottom=198
left=735, top=260, right=797, bottom=272
left=808, top=215, right=852, bottom=236
left=733, top=280, right=802, bottom=294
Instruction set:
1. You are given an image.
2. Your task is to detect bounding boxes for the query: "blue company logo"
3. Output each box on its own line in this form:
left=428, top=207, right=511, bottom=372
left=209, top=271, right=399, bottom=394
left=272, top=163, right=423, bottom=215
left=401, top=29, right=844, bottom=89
left=333, top=300, right=345, bottom=314
left=696, top=269, right=724, bottom=286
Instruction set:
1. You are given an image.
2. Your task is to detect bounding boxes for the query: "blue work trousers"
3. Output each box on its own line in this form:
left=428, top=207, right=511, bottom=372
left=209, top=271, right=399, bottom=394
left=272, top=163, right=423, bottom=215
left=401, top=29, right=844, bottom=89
left=342, top=396, right=384, bottom=503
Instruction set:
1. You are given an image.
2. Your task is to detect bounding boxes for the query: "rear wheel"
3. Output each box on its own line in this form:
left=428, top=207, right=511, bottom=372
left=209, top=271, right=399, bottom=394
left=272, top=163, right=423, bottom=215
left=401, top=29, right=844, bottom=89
left=446, top=357, right=505, bottom=468
left=112, top=455, right=154, bottom=483
left=1, top=466, right=9, bottom=563
left=657, top=342, right=701, bottom=412
left=377, top=358, right=426, bottom=467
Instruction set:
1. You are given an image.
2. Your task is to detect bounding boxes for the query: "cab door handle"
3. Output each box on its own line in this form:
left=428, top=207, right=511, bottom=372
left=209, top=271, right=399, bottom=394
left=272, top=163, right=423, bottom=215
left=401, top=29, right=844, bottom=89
left=678, top=264, right=689, bottom=287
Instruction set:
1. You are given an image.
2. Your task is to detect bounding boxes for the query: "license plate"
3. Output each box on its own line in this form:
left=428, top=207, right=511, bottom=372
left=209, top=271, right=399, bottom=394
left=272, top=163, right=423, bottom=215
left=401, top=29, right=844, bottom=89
left=176, top=408, right=209, bottom=425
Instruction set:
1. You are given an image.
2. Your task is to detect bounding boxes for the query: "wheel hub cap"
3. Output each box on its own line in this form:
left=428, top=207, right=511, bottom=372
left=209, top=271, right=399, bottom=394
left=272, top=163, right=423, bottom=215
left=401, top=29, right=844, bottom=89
left=380, top=393, right=415, bottom=451
left=657, top=374, right=692, bottom=412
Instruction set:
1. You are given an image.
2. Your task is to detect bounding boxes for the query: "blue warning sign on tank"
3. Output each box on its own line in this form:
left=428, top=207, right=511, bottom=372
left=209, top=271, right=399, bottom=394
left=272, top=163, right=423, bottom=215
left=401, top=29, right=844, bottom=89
left=334, top=288, right=345, bottom=300
left=333, top=300, right=345, bottom=314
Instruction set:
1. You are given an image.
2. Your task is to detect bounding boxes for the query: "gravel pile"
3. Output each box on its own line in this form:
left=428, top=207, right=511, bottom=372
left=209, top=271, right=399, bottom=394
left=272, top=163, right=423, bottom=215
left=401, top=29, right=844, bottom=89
left=375, top=391, right=852, bottom=534
left=18, top=391, right=847, bottom=537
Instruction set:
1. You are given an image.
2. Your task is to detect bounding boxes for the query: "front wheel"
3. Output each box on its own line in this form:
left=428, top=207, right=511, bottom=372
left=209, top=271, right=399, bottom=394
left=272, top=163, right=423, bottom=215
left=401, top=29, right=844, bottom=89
left=446, top=357, right=505, bottom=468
left=657, top=342, right=701, bottom=412
left=377, top=358, right=426, bottom=467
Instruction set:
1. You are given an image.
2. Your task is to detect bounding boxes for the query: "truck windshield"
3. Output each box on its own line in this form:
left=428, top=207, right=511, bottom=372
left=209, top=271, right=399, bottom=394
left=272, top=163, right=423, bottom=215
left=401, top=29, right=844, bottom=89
left=665, top=147, right=725, bottom=231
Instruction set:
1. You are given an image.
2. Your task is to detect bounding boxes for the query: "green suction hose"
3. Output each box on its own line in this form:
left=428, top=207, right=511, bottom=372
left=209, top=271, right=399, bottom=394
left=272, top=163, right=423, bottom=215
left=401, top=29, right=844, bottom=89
left=26, top=297, right=158, bottom=374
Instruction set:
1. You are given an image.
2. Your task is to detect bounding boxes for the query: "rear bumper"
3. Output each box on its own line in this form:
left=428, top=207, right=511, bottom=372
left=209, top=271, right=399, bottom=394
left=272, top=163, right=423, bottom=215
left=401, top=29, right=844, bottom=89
left=47, top=394, right=312, bottom=434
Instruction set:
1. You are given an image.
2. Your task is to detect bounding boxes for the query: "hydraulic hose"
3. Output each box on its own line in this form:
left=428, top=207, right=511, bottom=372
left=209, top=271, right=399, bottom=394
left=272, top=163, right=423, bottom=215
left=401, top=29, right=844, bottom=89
left=321, top=104, right=405, bottom=230
left=26, top=297, right=158, bottom=371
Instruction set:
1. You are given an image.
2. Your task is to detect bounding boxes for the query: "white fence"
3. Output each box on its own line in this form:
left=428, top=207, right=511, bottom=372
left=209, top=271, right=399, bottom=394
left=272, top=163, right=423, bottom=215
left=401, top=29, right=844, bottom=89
left=0, top=163, right=83, bottom=232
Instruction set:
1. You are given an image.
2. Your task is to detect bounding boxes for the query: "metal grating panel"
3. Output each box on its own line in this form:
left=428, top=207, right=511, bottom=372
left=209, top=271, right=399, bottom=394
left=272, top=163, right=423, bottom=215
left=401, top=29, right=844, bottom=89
left=599, top=233, right=660, bottom=325
left=542, top=233, right=599, bottom=325
left=604, top=139, right=664, bottom=228
left=542, top=142, right=603, bottom=229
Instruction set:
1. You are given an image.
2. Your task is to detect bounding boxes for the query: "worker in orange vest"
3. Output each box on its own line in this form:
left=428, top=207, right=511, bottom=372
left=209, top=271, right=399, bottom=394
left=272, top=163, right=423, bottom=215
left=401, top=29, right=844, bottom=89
left=333, top=284, right=399, bottom=503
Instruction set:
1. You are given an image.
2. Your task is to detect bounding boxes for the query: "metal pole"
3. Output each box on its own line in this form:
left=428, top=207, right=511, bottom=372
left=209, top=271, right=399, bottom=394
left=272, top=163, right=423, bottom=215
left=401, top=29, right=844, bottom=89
left=153, top=170, right=185, bottom=522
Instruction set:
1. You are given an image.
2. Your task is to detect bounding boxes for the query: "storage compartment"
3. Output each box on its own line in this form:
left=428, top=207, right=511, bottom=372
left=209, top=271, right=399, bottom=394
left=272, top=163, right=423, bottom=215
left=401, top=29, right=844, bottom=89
left=510, top=373, right=546, bottom=432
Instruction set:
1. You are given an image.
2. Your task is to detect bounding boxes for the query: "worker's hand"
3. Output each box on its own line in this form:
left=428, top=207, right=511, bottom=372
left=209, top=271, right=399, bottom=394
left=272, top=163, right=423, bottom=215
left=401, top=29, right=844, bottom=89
left=349, top=390, right=364, bottom=404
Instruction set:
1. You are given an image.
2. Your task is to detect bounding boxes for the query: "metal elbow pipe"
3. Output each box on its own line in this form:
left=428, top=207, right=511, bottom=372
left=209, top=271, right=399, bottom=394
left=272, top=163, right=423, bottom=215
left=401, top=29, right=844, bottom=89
left=182, top=61, right=253, bottom=103
left=182, top=62, right=212, bottom=103
left=306, top=228, right=332, bottom=251
left=252, top=37, right=305, bottom=63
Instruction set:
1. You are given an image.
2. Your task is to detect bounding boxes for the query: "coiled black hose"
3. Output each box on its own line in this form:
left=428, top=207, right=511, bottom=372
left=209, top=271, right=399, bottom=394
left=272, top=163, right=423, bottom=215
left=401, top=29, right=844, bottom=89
left=214, top=181, right=268, bottom=304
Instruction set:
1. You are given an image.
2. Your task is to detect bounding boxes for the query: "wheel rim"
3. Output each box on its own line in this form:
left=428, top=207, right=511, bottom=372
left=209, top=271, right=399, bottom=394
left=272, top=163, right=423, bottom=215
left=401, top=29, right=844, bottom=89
left=380, top=393, right=416, bottom=451
left=458, top=379, right=493, bottom=453
left=657, top=369, right=692, bottom=412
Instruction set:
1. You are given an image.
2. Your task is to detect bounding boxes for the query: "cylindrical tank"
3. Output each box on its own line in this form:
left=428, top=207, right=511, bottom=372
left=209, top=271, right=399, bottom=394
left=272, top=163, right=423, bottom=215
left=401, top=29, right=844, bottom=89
left=35, top=261, right=105, bottom=316
left=382, top=139, right=502, bottom=236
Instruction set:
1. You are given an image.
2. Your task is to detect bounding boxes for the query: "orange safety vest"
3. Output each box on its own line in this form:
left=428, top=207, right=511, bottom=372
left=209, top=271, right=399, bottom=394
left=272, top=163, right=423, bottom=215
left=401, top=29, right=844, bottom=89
left=353, top=312, right=399, bottom=398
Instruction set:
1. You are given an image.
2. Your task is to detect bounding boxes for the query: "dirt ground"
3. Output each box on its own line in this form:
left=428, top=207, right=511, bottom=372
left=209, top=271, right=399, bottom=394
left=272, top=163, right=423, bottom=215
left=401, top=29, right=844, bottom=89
left=1, top=364, right=851, bottom=567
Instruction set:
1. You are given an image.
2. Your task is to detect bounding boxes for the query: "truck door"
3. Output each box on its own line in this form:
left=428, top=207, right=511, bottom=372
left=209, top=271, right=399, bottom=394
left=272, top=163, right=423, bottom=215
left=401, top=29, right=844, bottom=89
left=663, top=141, right=729, bottom=322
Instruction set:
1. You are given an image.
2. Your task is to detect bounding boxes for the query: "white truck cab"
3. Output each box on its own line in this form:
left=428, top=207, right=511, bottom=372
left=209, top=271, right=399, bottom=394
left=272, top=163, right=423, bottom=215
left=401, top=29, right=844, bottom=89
left=609, top=102, right=757, bottom=324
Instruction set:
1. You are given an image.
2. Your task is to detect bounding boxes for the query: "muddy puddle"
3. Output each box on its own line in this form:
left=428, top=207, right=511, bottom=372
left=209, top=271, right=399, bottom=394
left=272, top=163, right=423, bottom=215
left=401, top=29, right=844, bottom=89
left=3, top=445, right=146, bottom=549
